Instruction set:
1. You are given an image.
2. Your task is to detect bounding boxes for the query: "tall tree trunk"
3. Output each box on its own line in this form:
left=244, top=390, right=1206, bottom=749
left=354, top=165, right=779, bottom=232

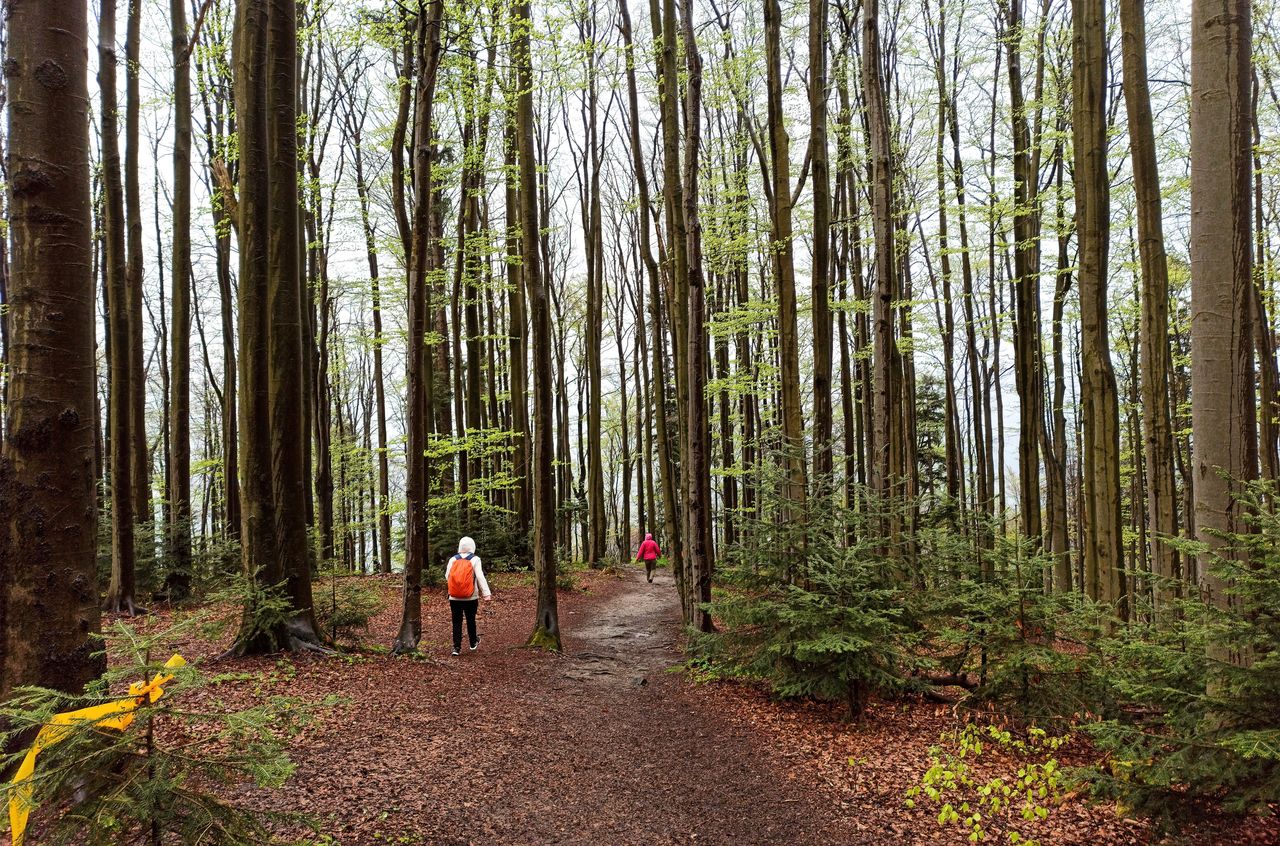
left=168, top=0, right=194, bottom=600
left=651, top=0, right=688, bottom=602
left=1047, top=134, right=1073, bottom=590
left=350, top=120, right=393, bottom=575
left=765, top=0, right=808, bottom=525
left=394, top=2, right=443, bottom=654
left=810, top=0, right=834, bottom=486
left=125, top=0, right=148, bottom=532
left=267, top=0, right=318, bottom=642
left=517, top=0, right=560, bottom=650
left=101, top=0, right=140, bottom=616
left=927, top=0, right=965, bottom=508
left=1005, top=0, right=1044, bottom=546
left=1190, top=0, right=1256, bottom=627
left=1074, top=0, right=1124, bottom=614
left=1, top=0, right=105, bottom=695
left=504, top=115, right=532, bottom=540
left=681, top=0, right=713, bottom=631
left=1120, top=0, right=1180, bottom=609
left=863, top=0, right=901, bottom=544
left=620, top=0, right=679, bottom=568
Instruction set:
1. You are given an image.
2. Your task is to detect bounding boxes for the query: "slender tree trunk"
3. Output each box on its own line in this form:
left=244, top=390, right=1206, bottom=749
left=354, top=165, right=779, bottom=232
left=168, top=0, right=194, bottom=600
left=681, top=0, right=713, bottom=631
left=395, top=2, right=443, bottom=654
left=927, top=0, right=965, bottom=508
left=863, top=0, right=900, bottom=545
left=1074, top=0, right=1124, bottom=615
left=516, top=0, right=560, bottom=649
left=504, top=115, right=532, bottom=540
left=651, top=0, right=688, bottom=602
left=101, top=0, right=140, bottom=616
left=765, top=0, right=808, bottom=526
left=1120, top=0, right=1180, bottom=608
left=125, top=0, right=148, bottom=532
left=810, top=0, right=833, bottom=486
left=620, top=0, right=679, bottom=567
left=1048, top=136, right=1073, bottom=590
left=1005, top=0, right=1044, bottom=546
left=352, top=125, right=393, bottom=575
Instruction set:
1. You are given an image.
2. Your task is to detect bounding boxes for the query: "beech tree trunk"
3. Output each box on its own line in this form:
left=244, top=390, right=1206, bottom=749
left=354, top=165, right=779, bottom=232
left=1005, top=0, right=1044, bottom=546
left=1190, top=0, right=1257, bottom=620
left=863, top=0, right=902, bottom=544
left=101, top=0, right=141, bottom=616
left=1120, top=0, right=1180, bottom=609
left=1, top=0, right=105, bottom=695
left=764, top=0, right=808, bottom=526
left=517, top=0, right=561, bottom=650
left=395, top=2, right=443, bottom=654
left=1073, top=0, right=1124, bottom=613
left=681, top=0, right=713, bottom=632
left=810, top=0, right=834, bottom=486
left=168, top=0, right=194, bottom=600
left=125, top=0, right=149, bottom=532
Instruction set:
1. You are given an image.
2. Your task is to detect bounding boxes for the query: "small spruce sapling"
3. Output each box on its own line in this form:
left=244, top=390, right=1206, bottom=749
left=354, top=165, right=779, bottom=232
left=0, top=619, right=332, bottom=845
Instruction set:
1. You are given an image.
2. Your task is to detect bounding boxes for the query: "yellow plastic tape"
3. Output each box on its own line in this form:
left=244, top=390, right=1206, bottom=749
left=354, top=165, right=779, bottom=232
left=8, top=654, right=186, bottom=846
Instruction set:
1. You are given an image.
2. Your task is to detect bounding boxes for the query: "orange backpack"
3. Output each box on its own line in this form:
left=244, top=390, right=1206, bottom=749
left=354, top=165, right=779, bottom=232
left=447, top=554, right=476, bottom=599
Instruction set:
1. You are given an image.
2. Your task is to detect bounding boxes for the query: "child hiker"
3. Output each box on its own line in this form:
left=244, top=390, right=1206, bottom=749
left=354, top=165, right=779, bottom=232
left=446, top=536, right=492, bottom=656
left=635, top=532, right=662, bottom=583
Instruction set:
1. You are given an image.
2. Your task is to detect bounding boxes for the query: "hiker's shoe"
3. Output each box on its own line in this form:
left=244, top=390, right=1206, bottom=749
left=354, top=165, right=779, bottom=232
left=451, top=649, right=460, bottom=657
left=469, top=637, right=481, bottom=652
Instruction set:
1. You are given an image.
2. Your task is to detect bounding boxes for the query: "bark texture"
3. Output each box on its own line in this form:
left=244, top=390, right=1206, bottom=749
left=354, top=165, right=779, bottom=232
left=1, top=0, right=105, bottom=695
left=1189, top=0, right=1256, bottom=615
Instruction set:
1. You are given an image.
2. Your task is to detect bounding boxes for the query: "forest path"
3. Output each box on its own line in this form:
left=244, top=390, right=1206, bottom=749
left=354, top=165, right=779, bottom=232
left=419, top=566, right=860, bottom=845
left=270, top=566, right=863, bottom=846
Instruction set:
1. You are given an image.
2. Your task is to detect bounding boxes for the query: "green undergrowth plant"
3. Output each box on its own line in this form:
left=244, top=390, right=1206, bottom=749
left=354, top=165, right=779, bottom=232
left=1086, top=480, right=1280, bottom=820
left=314, top=569, right=386, bottom=644
left=202, top=569, right=297, bottom=653
left=904, top=722, right=1071, bottom=844
left=697, top=479, right=918, bottom=717
left=909, top=519, right=1107, bottom=722
left=0, top=619, right=334, bottom=845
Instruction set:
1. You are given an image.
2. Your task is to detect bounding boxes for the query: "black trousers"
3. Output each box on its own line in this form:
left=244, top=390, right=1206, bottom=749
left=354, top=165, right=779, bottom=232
left=450, top=599, right=479, bottom=650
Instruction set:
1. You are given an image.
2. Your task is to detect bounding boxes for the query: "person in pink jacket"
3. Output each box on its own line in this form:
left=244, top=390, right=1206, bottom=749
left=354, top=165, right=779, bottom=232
left=635, top=532, right=662, bottom=583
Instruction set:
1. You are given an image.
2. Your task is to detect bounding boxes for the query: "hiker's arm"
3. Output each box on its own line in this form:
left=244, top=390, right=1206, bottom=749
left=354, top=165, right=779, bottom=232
left=473, top=558, right=492, bottom=599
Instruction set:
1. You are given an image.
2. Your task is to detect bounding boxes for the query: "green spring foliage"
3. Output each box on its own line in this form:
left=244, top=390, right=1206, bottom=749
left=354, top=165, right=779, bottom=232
left=1086, top=481, right=1280, bottom=819
left=698, top=466, right=1280, bottom=823
left=0, top=620, right=333, bottom=845
left=314, top=570, right=387, bottom=643
left=696, top=486, right=919, bottom=717
left=904, top=723, right=1069, bottom=845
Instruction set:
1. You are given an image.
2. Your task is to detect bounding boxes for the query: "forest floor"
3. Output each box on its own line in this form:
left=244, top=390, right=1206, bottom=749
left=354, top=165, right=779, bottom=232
left=104, top=566, right=1279, bottom=846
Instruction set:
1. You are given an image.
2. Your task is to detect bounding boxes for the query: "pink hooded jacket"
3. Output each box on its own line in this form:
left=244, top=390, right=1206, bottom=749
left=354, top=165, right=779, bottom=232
left=636, top=534, right=661, bottom=561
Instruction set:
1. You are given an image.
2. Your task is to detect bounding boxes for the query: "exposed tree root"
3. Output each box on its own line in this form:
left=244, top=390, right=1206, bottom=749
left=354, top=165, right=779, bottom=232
left=525, top=625, right=561, bottom=652
left=219, top=617, right=336, bottom=658
left=101, top=595, right=148, bottom=617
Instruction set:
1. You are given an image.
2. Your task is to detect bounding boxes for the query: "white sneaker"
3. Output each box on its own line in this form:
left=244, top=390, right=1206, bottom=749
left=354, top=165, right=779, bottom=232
left=451, top=649, right=460, bottom=657
left=469, top=637, right=481, bottom=652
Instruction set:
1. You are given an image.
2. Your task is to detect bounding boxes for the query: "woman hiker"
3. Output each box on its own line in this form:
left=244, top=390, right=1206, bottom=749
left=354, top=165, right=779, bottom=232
left=446, top=536, right=492, bottom=656
left=635, top=532, right=662, bottom=583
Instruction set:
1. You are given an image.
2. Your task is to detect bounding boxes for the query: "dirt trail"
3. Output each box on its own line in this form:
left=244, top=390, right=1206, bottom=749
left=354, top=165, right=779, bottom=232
left=266, top=567, right=862, bottom=846
left=439, top=568, right=858, bottom=845
left=555, top=569, right=678, bottom=686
